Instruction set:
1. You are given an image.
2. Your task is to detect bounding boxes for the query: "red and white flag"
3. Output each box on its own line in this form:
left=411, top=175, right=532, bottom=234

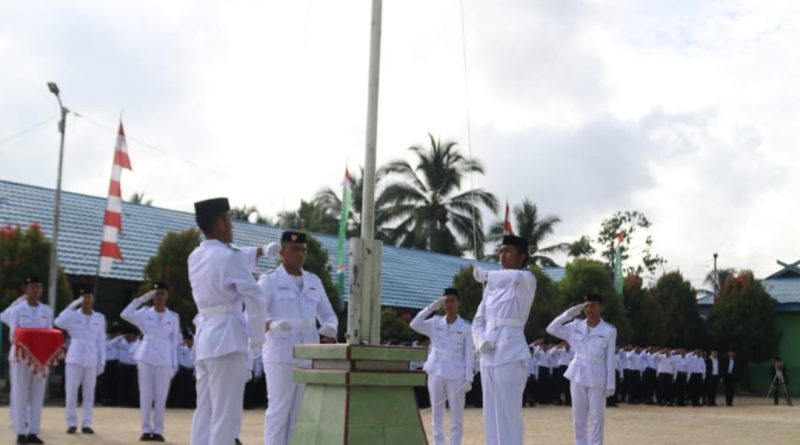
left=99, top=122, right=132, bottom=273
left=503, top=200, right=514, bottom=235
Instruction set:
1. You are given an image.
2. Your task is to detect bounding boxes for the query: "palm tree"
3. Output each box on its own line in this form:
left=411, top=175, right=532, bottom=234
left=376, top=134, right=498, bottom=257
left=705, top=268, right=736, bottom=291
left=277, top=200, right=339, bottom=235
left=129, top=192, right=153, bottom=206
left=230, top=205, right=271, bottom=225
left=486, top=198, right=565, bottom=266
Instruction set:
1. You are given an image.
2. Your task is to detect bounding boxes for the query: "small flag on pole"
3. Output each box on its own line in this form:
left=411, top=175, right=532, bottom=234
left=613, top=232, right=624, bottom=294
left=336, top=168, right=352, bottom=300
left=99, top=122, right=132, bottom=274
left=503, top=200, right=514, bottom=235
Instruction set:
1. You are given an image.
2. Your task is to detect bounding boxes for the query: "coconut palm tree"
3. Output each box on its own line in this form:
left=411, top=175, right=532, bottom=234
left=129, top=192, right=153, bottom=206
left=486, top=198, right=565, bottom=266
left=376, top=134, right=498, bottom=257
left=312, top=167, right=391, bottom=238
left=277, top=200, right=339, bottom=235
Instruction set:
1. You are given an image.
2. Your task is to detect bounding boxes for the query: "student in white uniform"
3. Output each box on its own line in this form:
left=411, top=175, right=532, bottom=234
left=54, top=286, right=106, bottom=435
left=259, top=230, right=339, bottom=445
left=547, top=294, right=617, bottom=445
left=409, top=288, right=474, bottom=445
left=121, top=282, right=180, bottom=442
left=188, top=197, right=266, bottom=445
left=472, top=235, right=536, bottom=445
left=1, top=275, right=53, bottom=445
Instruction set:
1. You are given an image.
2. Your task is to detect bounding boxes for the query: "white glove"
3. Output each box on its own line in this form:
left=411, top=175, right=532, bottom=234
left=567, top=303, right=585, bottom=318
left=473, top=267, right=489, bottom=283
left=262, top=242, right=281, bottom=259
left=318, top=324, right=337, bottom=339
left=479, top=341, right=496, bottom=354
left=463, top=381, right=472, bottom=393
left=605, top=388, right=615, bottom=398
left=273, top=320, right=292, bottom=332
left=138, top=290, right=156, bottom=303
left=428, top=296, right=446, bottom=312
left=68, top=297, right=84, bottom=309
left=96, top=366, right=105, bottom=377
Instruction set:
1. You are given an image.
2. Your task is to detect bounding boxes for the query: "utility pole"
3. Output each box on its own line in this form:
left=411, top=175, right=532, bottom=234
left=46, top=82, right=68, bottom=310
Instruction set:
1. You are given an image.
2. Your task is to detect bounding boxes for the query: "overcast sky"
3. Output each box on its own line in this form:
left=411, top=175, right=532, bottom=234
left=1, top=0, right=798, bottom=288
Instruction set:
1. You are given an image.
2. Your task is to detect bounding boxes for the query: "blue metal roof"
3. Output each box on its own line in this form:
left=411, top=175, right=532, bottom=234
left=0, top=179, right=564, bottom=309
left=696, top=278, right=800, bottom=310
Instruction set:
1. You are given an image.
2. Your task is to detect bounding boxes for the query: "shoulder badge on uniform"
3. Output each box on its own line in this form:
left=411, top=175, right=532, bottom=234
left=226, top=243, right=240, bottom=251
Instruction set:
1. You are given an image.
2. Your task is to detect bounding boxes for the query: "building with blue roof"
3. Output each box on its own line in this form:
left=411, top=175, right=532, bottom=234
left=698, top=260, right=800, bottom=396
left=0, top=179, right=564, bottom=315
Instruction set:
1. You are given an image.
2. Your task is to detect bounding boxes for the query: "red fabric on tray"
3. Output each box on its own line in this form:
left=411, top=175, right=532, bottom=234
left=14, top=328, right=65, bottom=376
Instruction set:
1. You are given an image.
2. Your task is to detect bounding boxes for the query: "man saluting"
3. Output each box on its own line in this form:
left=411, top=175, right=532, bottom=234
left=188, top=197, right=266, bottom=445
left=547, top=294, right=617, bottom=445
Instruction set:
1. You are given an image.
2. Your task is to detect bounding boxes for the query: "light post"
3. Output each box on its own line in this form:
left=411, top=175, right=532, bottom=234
left=46, top=82, right=68, bottom=310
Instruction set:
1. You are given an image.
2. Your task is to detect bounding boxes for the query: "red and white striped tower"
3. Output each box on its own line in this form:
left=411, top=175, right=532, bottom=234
left=98, top=122, right=132, bottom=273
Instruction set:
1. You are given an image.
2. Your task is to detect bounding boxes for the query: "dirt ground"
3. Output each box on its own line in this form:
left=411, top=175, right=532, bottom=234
left=1, top=397, right=795, bottom=444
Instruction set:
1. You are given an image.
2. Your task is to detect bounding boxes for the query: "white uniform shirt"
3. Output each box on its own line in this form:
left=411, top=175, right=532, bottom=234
left=547, top=310, right=617, bottom=391
left=472, top=269, right=536, bottom=367
left=710, top=357, right=719, bottom=376
left=673, top=355, right=689, bottom=374
left=0, top=297, right=54, bottom=361
left=177, top=344, right=195, bottom=369
left=654, top=353, right=675, bottom=375
left=115, top=338, right=138, bottom=365
left=643, top=352, right=657, bottom=370
left=188, top=240, right=266, bottom=362
left=121, top=300, right=180, bottom=368
left=106, top=336, right=120, bottom=361
left=557, top=348, right=574, bottom=367
left=688, top=354, right=706, bottom=376
left=528, top=350, right=539, bottom=377
left=55, top=308, right=106, bottom=369
left=258, top=265, right=338, bottom=365
left=409, top=311, right=474, bottom=382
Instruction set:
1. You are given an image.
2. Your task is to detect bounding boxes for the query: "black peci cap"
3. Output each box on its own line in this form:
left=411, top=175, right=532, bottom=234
left=281, top=231, right=307, bottom=244
left=72, top=284, right=94, bottom=297
left=194, top=197, right=230, bottom=217
left=25, top=275, right=42, bottom=285
left=502, top=235, right=529, bottom=253
left=585, top=293, right=603, bottom=303
left=443, top=288, right=460, bottom=297
left=152, top=282, right=168, bottom=291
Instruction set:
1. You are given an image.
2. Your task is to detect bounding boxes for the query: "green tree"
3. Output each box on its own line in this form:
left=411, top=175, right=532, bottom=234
left=704, top=267, right=736, bottom=291
left=302, top=234, right=342, bottom=314
left=277, top=200, right=338, bottom=235
left=526, top=266, right=564, bottom=341
left=140, top=230, right=202, bottom=329
left=707, top=271, right=781, bottom=367
left=558, top=258, right=631, bottom=344
left=597, top=211, right=666, bottom=275
left=623, top=274, right=667, bottom=346
left=452, top=266, right=484, bottom=321
left=377, top=133, right=499, bottom=257
left=651, top=271, right=706, bottom=348
left=0, top=224, right=71, bottom=311
left=129, top=192, right=153, bottom=206
left=380, top=308, right=418, bottom=342
left=566, top=235, right=596, bottom=259
left=486, top=199, right=566, bottom=266
left=231, top=204, right=271, bottom=225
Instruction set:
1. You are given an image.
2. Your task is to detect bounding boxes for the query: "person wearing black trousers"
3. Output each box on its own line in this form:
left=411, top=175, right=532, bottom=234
left=705, top=350, right=720, bottom=406
left=721, top=350, right=738, bottom=406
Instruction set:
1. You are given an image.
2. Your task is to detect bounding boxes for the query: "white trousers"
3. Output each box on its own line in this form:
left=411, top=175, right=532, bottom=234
left=190, top=352, right=248, bottom=445
left=427, top=375, right=466, bottom=445
left=570, top=382, right=606, bottom=445
left=137, top=363, right=174, bottom=434
left=264, top=362, right=306, bottom=445
left=65, top=364, right=97, bottom=428
left=10, top=360, right=46, bottom=435
left=481, top=361, right=527, bottom=445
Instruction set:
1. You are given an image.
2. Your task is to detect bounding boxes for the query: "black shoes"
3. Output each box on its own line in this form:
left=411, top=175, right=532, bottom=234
left=82, top=427, right=95, bottom=434
left=140, top=433, right=153, bottom=441
left=16, top=435, right=27, bottom=445
left=26, top=435, right=44, bottom=444
left=67, top=427, right=77, bottom=434
left=151, top=434, right=165, bottom=442
left=235, top=439, right=243, bottom=445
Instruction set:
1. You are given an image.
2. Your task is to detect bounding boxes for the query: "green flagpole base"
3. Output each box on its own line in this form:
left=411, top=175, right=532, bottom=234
left=290, top=344, right=428, bottom=445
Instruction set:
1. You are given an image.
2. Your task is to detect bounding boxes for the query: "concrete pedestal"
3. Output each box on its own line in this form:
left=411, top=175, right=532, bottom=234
left=291, top=344, right=428, bottom=445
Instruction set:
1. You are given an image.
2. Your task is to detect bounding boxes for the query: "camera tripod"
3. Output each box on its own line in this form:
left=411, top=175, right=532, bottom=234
left=767, top=370, right=793, bottom=406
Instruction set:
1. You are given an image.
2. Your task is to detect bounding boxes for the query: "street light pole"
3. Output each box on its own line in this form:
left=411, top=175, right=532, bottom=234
left=713, top=252, right=719, bottom=303
left=47, top=82, right=68, bottom=310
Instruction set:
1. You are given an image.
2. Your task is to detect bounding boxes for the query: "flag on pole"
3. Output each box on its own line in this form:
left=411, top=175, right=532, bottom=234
left=336, top=168, right=352, bottom=299
left=99, top=122, right=132, bottom=274
left=503, top=200, right=514, bottom=235
left=613, top=232, right=624, bottom=295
